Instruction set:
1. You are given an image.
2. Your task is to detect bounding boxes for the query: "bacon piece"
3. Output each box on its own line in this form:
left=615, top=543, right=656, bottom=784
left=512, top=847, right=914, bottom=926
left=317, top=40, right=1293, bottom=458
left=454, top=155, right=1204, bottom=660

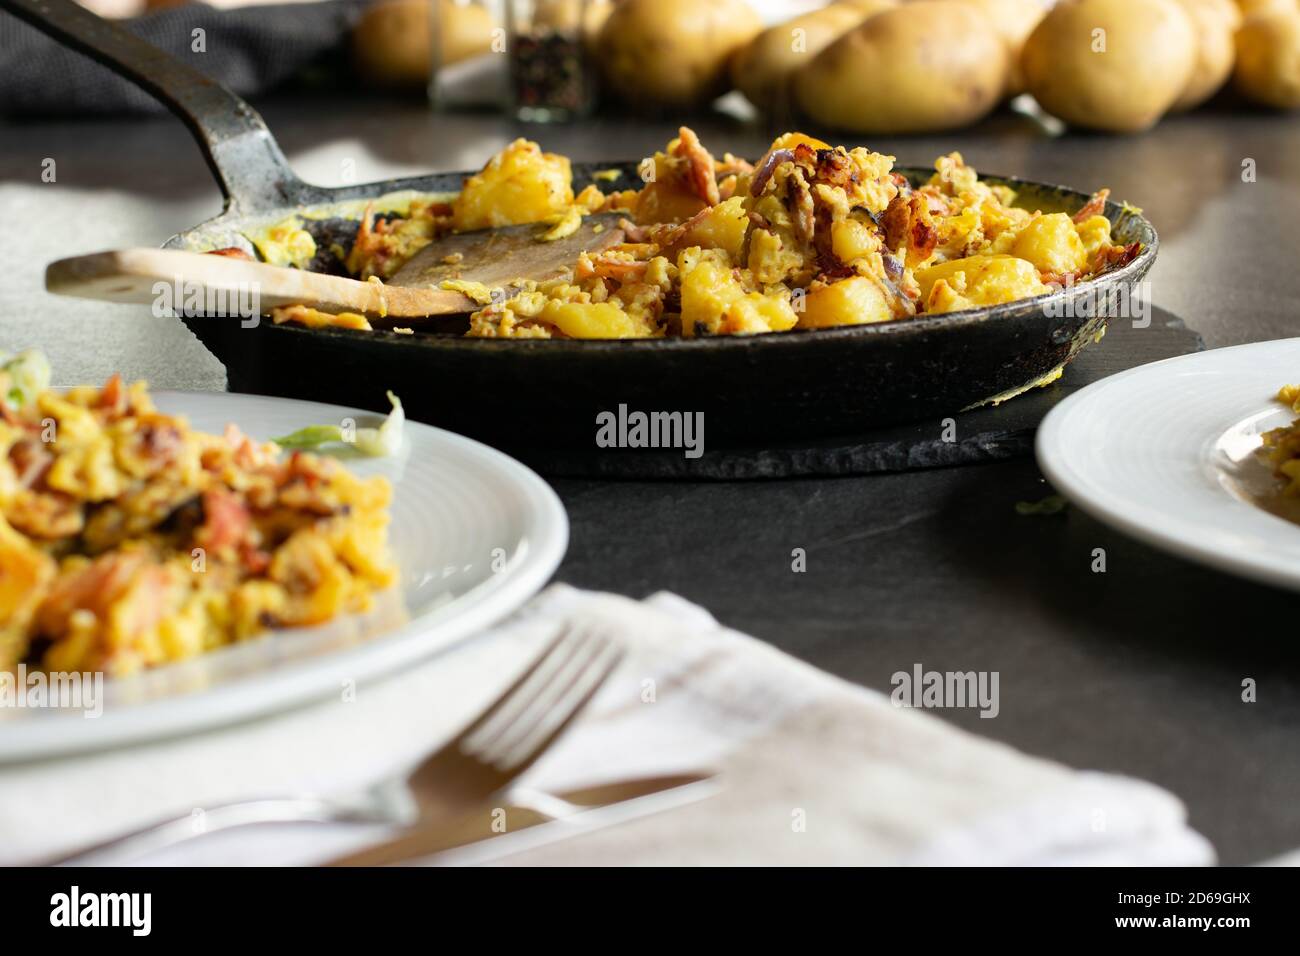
left=882, top=194, right=938, bottom=265
left=792, top=143, right=818, bottom=167
left=881, top=194, right=909, bottom=252
left=788, top=170, right=816, bottom=246
left=206, top=247, right=254, bottom=260
left=197, top=486, right=252, bottom=556
left=815, top=258, right=856, bottom=283
left=910, top=216, right=938, bottom=263
left=649, top=205, right=713, bottom=252
left=591, top=255, right=649, bottom=283
left=241, top=545, right=272, bottom=575
left=617, top=218, right=652, bottom=244
left=38, top=550, right=148, bottom=626
left=10, top=437, right=52, bottom=489
left=140, top=420, right=182, bottom=460
left=673, top=127, right=720, bottom=207
left=346, top=201, right=402, bottom=279
left=98, top=373, right=125, bottom=416
left=812, top=148, right=855, bottom=189
left=114, top=564, right=174, bottom=640
left=1094, top=241, right=1142, bottom=275
left=1073, top=188, right=1111, bottom=223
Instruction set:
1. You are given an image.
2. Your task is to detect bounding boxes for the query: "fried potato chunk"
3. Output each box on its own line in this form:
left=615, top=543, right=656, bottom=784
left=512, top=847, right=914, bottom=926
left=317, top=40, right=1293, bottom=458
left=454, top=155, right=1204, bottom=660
left=452, top=138, right=575, bottom=231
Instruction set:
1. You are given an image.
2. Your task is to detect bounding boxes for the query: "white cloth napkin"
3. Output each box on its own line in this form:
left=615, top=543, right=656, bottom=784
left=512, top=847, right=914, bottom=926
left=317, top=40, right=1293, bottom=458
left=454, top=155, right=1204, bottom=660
left=0, top=585, right=1213, bottom=866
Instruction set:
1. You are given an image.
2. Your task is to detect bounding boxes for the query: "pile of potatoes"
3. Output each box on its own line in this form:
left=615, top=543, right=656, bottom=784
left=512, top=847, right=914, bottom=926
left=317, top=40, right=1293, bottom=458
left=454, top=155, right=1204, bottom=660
left=1020, top=0, right=1300, bottom=130
left=352, top=0, right=497, bottom=90
left=350, top=0, right=1300, bottom=129
left=707, top=0, right=1300, bottom=133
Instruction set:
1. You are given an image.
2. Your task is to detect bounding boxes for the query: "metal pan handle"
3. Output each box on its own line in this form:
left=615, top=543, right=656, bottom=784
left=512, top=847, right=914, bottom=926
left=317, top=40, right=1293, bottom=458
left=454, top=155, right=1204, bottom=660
left=1, top=0, right=307, bottom=214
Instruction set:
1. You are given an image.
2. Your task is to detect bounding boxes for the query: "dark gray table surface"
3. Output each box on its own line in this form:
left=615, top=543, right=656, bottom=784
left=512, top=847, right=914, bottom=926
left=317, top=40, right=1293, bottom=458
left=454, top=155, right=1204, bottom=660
left=3, top=96, right=1299, bottom=865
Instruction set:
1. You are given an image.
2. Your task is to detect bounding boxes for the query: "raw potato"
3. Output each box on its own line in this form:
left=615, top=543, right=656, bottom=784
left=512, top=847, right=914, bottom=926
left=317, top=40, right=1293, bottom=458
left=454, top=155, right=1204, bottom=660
left=1236, top=0, right=1296, bottom=17
left=793, top=1, right=1009, bottom=134
left=956, top=0, right=1052, bottom=96
left=353, top=0, right=495, bottom=90
left=1172, top=0, right=1240, bottom=109
left=833, top=0, right=900, bottom=13
left=439, top=0, right=496, bottom=65
left=1234, top=8, right=1300, bottom=108
left=598, top=0, right=763, bottom=109
left=731, top=5, right=868, bottom=112
left=1022, top=0, right=1198, bottom=132
left=583, top=0, right=615, bottom=54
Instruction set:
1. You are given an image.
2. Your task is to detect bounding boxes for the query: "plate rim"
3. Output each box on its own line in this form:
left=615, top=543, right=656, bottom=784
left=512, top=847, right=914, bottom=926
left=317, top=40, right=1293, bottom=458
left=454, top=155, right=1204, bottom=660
left=0, top=389, right=569, bottom=762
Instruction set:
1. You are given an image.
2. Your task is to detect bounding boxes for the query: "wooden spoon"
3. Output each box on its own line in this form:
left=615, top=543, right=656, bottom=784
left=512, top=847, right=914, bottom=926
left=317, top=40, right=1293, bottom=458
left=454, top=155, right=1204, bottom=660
left=44, top=212, right=626, bottom=325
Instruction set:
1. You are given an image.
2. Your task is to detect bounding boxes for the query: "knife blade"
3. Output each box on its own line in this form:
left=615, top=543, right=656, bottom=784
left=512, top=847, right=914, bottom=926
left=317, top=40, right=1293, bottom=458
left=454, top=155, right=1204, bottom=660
left=325, top=772, right=716, bottom=867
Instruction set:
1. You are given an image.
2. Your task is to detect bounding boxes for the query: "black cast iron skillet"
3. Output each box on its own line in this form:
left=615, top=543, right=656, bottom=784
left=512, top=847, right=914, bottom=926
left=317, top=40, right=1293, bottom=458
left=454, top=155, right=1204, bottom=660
left=6, top=0, right=1158, bottom=460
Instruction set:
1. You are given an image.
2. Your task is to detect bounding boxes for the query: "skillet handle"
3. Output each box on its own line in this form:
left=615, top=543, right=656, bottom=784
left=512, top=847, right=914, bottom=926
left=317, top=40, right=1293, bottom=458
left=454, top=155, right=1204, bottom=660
left=0, top=0, right=307, bottom=214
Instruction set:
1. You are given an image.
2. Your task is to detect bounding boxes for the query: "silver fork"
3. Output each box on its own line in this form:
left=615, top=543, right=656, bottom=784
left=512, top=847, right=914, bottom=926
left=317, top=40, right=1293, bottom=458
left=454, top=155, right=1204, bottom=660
left=48, top=626, right=623, bottom=866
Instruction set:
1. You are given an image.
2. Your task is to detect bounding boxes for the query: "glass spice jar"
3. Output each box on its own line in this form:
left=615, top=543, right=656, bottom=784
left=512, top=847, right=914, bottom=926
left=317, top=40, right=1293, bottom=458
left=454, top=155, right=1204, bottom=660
left=427, top=0, right=498, bottom=112
left=505, top=0, right=596, bottom=122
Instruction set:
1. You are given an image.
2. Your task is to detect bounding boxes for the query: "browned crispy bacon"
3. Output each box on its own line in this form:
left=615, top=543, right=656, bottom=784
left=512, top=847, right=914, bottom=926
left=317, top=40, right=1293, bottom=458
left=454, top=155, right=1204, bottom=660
left=197, top=486, right=252, bottom=557
left=10, top=438, right=52, bottom=490
left=617, top=217, right=653, bottom=244
left=673, top=127, right=720, bottom=207
left=590, top=253, right=650, bottom=284
left=1073, top=188, right=1111, bottom=223
left=811, top=148, right=856, bottom=189
left=882, top=194, right=938, bottom=265
left=647, top=205, right=713, bottom=251
left=787, top=169, right=816, bottom=246
left=1094, top=240, right=1142, bottom=275
left=97, top=373, right=126, bottom=417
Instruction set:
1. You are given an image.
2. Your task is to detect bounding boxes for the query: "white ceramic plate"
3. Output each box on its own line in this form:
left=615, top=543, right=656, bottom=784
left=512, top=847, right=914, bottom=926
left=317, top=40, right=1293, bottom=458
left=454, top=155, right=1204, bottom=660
left=1037, top=338, right=1300, bottom=593
left=0, top=391, right=567, bottom=762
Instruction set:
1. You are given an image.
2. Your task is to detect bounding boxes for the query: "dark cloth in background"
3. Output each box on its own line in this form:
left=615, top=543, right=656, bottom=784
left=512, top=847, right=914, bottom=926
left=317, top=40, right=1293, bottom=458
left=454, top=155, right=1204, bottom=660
left=0, top=1, right=367, bottom=115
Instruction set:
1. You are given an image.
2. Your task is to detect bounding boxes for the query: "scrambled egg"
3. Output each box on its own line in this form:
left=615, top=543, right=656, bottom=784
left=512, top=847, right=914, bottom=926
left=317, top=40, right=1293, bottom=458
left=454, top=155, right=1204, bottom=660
left=276, top=128, right=1139, bottom=340
left=248, top=216, right=318, bottom=269
left=0, top=375, right=396, bottom=677
left=1261, top=385, right=1300, bottom=497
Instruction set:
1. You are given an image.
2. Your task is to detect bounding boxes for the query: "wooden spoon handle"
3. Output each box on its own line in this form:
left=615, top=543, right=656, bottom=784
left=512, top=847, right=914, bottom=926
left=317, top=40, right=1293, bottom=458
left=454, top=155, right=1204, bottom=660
left=45, top=248, right=476, bottom=320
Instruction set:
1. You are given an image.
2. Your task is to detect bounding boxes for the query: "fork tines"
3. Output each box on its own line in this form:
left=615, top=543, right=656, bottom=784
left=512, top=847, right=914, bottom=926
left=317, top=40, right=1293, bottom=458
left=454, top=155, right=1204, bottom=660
left=461, top=626, right=624, bottom=772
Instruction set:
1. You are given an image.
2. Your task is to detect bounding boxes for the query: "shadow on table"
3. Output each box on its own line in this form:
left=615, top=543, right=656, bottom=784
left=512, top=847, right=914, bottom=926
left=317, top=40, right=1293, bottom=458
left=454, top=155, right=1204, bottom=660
left=936, top=458, right=1300, bottom=672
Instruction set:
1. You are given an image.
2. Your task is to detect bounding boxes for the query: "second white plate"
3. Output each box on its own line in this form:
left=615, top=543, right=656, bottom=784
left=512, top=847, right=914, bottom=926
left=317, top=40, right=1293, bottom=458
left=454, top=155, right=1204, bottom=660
left=0, top=390, right=568, bottom=762
left=1037, top=337, right=1300, bottom=593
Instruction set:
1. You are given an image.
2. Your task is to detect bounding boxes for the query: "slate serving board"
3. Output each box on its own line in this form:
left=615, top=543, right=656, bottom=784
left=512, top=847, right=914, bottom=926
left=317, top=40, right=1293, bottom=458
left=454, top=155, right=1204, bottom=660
left=511, top=308, right=1202, bottom=480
